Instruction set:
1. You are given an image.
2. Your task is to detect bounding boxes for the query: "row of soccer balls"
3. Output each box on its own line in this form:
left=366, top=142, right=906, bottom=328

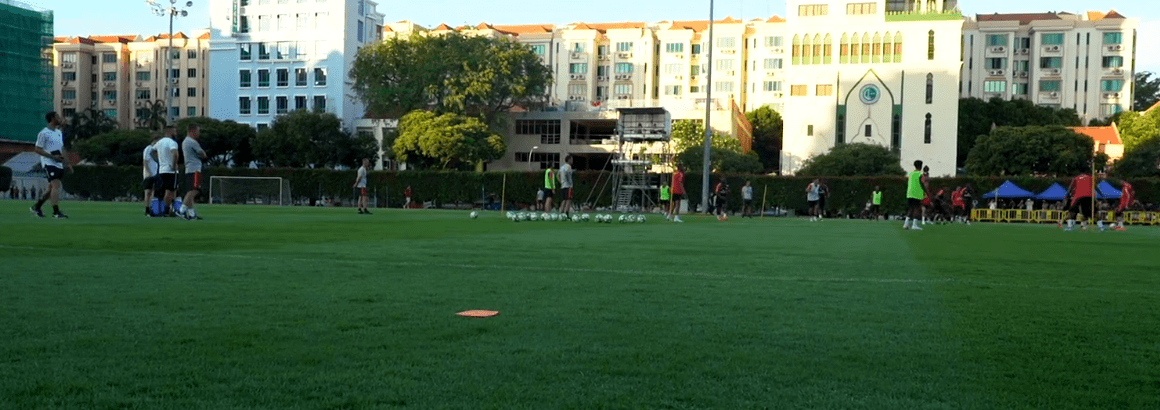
left=470, top=211, right=647, bottom=224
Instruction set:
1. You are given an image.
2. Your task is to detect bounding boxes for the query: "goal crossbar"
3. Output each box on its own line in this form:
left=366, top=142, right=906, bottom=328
left=208, top=176, right=287, bottom=206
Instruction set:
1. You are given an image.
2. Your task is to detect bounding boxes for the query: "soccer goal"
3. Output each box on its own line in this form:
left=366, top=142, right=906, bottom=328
left=208, top=176, right=292, bottom=206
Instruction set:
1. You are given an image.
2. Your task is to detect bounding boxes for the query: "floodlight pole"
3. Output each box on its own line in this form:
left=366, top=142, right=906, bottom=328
left=146, top=0, right=193, bottom=125
left=700, top=0, right=715, bottom=213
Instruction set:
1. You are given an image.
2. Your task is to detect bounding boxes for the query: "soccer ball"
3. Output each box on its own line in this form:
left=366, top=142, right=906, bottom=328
left=571, top=215, right=581, bottom=222
left=470, top=211, right=478, bottom=219
left=617, top=215, right=626, bottom=223
left=529, top=213, right=539, bottom=221
left=518, top=212, right=528, bottom=221
left=505, top=211, right=514, bottom=219
left=638, top=215, right=646, bottom=223
left=541, top=212, right=551, bottom=221
left=185, top=208, right=197, bottom=220
left=581, top=213, right=590, bottom=222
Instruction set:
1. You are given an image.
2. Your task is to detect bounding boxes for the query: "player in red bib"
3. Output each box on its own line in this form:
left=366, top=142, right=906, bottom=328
left=951, top=186, right=966, bottom=223
left=1065, top=172, right=1097, bottom=231
left=920, top=166, right=932, bottom=225
left=668, top=165, right=685, bottom=223
left=1113, top=181, right=1135, bottom=231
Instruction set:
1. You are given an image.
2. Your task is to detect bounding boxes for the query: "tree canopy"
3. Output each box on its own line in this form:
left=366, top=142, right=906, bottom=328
left=795, top=143, right=905, bottom=177
left=1113, top=136, right=1160, bottom=178
left=175, top=117, right=257, bottom=167
left=670, top=120, right=743, bottom=154
left=1134, top=71, right=1160, bottom=112
left=957, top=98, right=1082, bottom=168
left=746, top=106, right=784, bottom=172
left=74, top=129, right=152, bottom=167
left=1116, top=109, right=1160, bottom=153
left=252, top=110, right=376, bottom=168
left=965, top=126, right=1106, bottom=176
left=676, top=147, right=763, bottom=174
left=64, top=108, right=118, bottom=148
left=350, top=32, right=553, bottom=126
left=394, top=111, right=506, bottom=170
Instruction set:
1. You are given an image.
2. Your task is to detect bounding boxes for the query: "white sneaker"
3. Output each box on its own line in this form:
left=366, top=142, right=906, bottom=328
left=674, top=216, right=684, bottom=223
left=910, top=225, right=923, bottom=230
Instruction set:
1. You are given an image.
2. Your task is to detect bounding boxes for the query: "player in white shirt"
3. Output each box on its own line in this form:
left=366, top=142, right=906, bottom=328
left=353, top=158, right=371, bottom=214
left=557, top=154, right=575, bottom=217
left=154, top=126, right=182, bottom=217
left=142, top=133, right=160, bottom=216
left=181, top=124, right=208, bottom=220
left=31, top=112, right=71, bottom=218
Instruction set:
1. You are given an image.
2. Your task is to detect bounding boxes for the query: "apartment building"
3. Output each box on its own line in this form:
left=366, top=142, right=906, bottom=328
left=207, top=0, right=384, bottom=131
left=961, top=10, right=1138, bottom=123
left=52, top=31, right=210, bottom=128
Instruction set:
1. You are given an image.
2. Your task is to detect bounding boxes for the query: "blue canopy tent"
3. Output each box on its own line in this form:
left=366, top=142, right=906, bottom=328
left=982, top=180, right=1036, bottom=199
left=1097, top=181, right=1122, bottom=199
left=1035, top=183, right=1068, bottom=201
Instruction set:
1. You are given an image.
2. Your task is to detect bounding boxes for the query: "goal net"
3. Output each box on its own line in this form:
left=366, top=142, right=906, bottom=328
left=208, top=176, right=291, bottom=206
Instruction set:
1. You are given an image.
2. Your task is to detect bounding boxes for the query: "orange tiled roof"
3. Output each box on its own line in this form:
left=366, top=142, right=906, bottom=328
left=197, top=32, right=210, bottom=40
left=382, top=25, right=394, bottom=32
left=493, top=24, right=555, bottom=35
left=666, top=16, right=744, bottom=32
left=88, top=35, right=137, bottom=43
left=434, top=23, right=453, bottom=31
left=1145, top=101, right=1160, bottom=114
left=1071, top=126, right=1122, bottom=145
left=587, top=22, right=647, bottom=31
left=1104, top=10, right=1127, bottom=19
left=767, top=15, right=786, bottom=23
left=571, top=22, right=594, bottom=30
left=977, top=13, right=1061, bottom=25
left=1086, top=11, right=1106, bottom=21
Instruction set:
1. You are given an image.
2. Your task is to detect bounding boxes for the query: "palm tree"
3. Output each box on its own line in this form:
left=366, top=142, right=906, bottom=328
left=63, top=108, right=118, bottom=147
left=135, top=99, right=168, bottom=131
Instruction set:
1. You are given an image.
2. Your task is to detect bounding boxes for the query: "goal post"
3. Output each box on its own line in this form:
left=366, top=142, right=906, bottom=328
left=208, top=176, right=291, bottom=206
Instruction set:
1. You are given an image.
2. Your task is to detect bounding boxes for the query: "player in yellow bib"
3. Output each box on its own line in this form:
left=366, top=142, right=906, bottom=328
left=903, top=160, right=928, bottom=230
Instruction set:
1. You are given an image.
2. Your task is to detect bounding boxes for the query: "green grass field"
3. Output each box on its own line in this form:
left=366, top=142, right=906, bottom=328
left=2, top=201, right=1159, bottom=409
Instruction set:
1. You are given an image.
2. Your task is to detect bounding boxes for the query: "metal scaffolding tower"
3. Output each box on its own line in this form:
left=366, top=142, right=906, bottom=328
left=609, top=107, right=671, bottom=213
left=0, top=0, right=53, bottom=142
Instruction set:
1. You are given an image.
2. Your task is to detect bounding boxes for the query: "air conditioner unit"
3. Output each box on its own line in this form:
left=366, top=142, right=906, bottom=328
left=773, top=47, right=784, bottom=53
left=615, top=74, right=630, bottom=80
left=104, top=99, right=115, bottom=106
left=991, top=46, right=1005, bottom=53
left=62, top=63, right=74, bottom=68
left=598, top=54, right=609, bottom=60
left=616, top=95, right=630, bottom=100
left=104, top=82, right=116, bottom=88
left=1047, top=68, right=1060, bottom=75
left=1112, top=68, right=1123, bottom=75
left=675, top=75, right=683, bottom=80
left=726, top=70, right=736, bottom=76
left=675, top=54, right=684, bottom=59
left=773, top=92, right=783, bottom=98
left=721, top=49, right=736, bottom=54
left=1049, top=92, right=1059, bottom=97
left=766, top=71, right=777, bottom=77
left=617, top=52, right=632, bottom=59
left=989, top=70, right=1004, bottom=76
left=135, top=81, right=143, bottom=87
left=60, top=81, right=69, bottom=86
left=62, top=100, right=73, bottom=106
left=1018, top=71, right=1028, bottom=78
left=1019, top=49, right=1030, bottom=55
left=570, top=52, right=582, bottom=59
left=597, top=76, right=608, bottom=81
left=1104, top=93, right=1120, bottom=99
left=1046, top=45, right=1060, bottom=52
left=1109, top=45, right=1123, bottom=51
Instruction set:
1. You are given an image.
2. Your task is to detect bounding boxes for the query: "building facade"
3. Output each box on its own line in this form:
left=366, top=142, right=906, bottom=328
left=1, top=0, right=53, bottom=142
left=207, top=0, right=384, bottom=131
left=53, top=32, right=211, bottom=128
left=961, top=11, right=1138, bottom=123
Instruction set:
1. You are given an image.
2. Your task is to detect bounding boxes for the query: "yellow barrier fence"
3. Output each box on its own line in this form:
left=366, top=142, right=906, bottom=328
left=972, top=209, right=1160, bottom=225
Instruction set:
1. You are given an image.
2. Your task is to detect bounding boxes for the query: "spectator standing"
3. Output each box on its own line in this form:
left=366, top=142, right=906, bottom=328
left=742, top=181, right=754, bottom=218
left=806, top=180, right=821, bottom=221
left=404, top=185, right=413, bottom=209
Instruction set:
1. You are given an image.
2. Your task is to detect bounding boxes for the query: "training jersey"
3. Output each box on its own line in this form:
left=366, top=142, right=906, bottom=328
left=182, top=137, right=206, bottom=173
left=155, top=137, right=180, bottom=174
left=143, top=143, right=159, bottom=178
left=36, top=127, right=64, bottom=168
left=906, top=171, right=924, bottom=199
left=544, top=168, right=556, bottom=189
left=558, top=163, right=573, bottom=188
left=672, top=170, right=685, bottom=194
left=404, top=187, right=412, bottom=197
left=1120, top=182, right=1134, bottom=211
left=742, top=185, right=753, bottom=200
left=659, top=185, right=671, bottom=201
left=952, top=189, right=964, bottom=207
left=807, top=184, right=820, bottom=201
left=872, top=190, right=883, bottom=205
left=1071, top=174, right=1093, bottom=205
left=356, top=166, right=367, bottom=188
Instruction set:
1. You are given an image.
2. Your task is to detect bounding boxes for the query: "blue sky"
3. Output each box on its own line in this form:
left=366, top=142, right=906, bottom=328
left=41, top=0, right=1157, bottom=73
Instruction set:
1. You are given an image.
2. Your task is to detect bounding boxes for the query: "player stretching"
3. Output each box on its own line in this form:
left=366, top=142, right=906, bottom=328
left=142, top=133, right=160, bottom=216
left=742, top=181, right=754, bottom=218
left=558, top=155, right=575, bottom=217
left=31, top=112, right=71, bottom=218
left=668, top=165, right=685, bottom=223
left=1113, top=181, right=1135, bottom=231
left=354, top=158, right=370, bottom=214
left=542, top=164, right=556, bottom=213
left=1064, top=170, right=1096, bottom=231
left=180, top=124, right=208, bottom=220
left=870, top=186, right=883, bottom=220
left=903, top=160, right=928, bottom=230
left=155, top=126, right=181, bottom=217
left=951, top=186, right=965, bottom=223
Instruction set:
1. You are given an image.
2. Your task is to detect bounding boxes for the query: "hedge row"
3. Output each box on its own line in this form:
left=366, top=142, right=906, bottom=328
left=62, top=166, right=1160, bottom=214
left=0, top=166, right=11, bottom=192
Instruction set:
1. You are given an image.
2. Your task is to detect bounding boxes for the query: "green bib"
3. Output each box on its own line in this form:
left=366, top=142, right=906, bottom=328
left=907, top=171, right=924, bottom=199
left=873, top=191, right=882, bottom=205
left=544, top=169, right=556, bottom=189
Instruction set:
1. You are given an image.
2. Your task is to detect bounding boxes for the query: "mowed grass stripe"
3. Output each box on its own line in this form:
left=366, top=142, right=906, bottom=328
left=2, top=201, right=1157, bottom=409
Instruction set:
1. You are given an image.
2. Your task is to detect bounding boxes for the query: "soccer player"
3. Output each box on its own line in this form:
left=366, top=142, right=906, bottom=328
left=353, top=158, right=370, bottom=214
left=816, top=179, right=829, bottom=221
left=535, top=187, right=544, bottom=211
left=805, top=180, right=820, bottom=222
left=961, top=184, right=975, bottom=225
left=920, top=166, right=932, bottom=225
left=31, top=111, right=71, bottom=218
left=1064, top=170, right=1096, bottom=231
left=542, top=165, right=556, bottom=213
left=659, top=182, right=671, bottom=217
left=870, top=185, right=883, bottom=220
left=558, top=154, right=575, bottom=217
left=404, top=185, right=413, bottom=209
left=903, top=160, right=928, bottom=230
left=1113, top=180, right=1135, bottom=231
left=713, top=178, right=729, bottom=221
left=669, top=165, right=685, bottom=223
left=742, top=181, right=754, bottom=218
left=951, top=186, right=965, bottom=223
left=142, top=133, right=160, bottom=216
left=180, top=124, right=208, bottom=220
left=155, top=126, right=181, bottom=217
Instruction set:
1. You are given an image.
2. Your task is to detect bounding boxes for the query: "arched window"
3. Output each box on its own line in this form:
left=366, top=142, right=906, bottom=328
left=872, top=32, right=883, bottom=63
left=861, top=33, right=872, bottom=64
left=812, top=34, right=823, bottom=65
left=792, top=34, right=802, bottom=65
left=926, top=73, right=934, bottom=104
left=927, top=30, right=935, bottom=60
left=823, top=34, right=833, bottom=64
left=802, top=34, right=813, bottom=65
left=883, top=32, right=894, bottom=63
left=894, top=32, right=904, bottom=63
left=850, top=32, right=860, bottom=63
left=924, top=113, right=932, bottom=144
left=840, top=33, right=850, bottom=64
